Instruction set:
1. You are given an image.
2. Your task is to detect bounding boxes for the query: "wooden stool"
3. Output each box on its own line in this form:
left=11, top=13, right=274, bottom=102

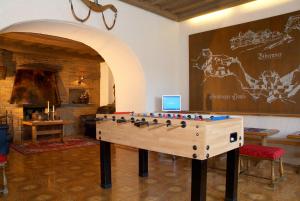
left=0, top=155, right=8, bottom=194
left=239, top=144, right=285, bottom=186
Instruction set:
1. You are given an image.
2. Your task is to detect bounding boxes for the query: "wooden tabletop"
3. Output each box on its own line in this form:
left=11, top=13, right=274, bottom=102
left=22, top=120, right=65, bottom=126
left=287, top=131, right=300, bottom=139
left=244, top=127, right=279, bottom=137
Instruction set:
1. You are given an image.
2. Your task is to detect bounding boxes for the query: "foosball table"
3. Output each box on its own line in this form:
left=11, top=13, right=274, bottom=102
left=96, top=113, right=244, bottom=201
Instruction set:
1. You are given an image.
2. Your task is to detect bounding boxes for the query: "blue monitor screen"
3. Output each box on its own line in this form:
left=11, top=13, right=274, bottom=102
left=162, top=95, right=181, bottom=111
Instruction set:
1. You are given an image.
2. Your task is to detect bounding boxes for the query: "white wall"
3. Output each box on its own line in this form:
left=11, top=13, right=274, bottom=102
left=178, top=0, right=300, bottom=137
left=0, top=0, right=181, bottom=112
left=100, top=62, right=115, bottom=106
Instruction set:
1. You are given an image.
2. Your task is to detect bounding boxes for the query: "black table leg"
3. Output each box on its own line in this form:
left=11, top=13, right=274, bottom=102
left=225, top=148, right=239, bottom=201
left=139, top=149, right=148, bottom=177
left=191, top=159, right=207, bottom=201
left=100, top=140, right=112, bottom=188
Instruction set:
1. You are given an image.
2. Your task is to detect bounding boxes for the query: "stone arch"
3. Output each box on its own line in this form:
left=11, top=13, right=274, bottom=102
left=0, top=20, right=146, bottom=112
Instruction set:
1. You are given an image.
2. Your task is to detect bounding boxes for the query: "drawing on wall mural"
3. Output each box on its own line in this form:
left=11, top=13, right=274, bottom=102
left=191, top=48, right=300, bottom=103
left=230, top=14, right=300, bottom=51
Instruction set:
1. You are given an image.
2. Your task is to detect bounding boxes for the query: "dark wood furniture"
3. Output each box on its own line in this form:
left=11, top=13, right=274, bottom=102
left=80, top=114, right=96, bottom=139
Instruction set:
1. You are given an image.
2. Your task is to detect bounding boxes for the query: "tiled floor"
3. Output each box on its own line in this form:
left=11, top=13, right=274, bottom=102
left=1, top=144, right=299, bottom=201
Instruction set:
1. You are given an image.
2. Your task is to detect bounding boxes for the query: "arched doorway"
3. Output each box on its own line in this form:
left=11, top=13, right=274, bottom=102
left=0, top=20, right=147, bottom=112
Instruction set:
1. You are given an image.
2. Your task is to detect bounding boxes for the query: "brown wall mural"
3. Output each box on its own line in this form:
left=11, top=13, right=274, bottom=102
left=189, top=10, right=300, bottom=116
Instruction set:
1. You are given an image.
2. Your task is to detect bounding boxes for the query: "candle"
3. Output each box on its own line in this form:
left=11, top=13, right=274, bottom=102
left=52, top=105, right=55, bottom=120
left=47, top=101, right=50, bottom=120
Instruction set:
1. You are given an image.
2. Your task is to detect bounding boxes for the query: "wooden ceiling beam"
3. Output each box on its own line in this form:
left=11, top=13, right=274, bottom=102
left=177, top=0, right=255, bottom=21
left=119, top=0, right=178, bottom=21
left=37, top=41, right=97, bottom=57
left=120, top=0, right=255, bottom=22
left=0, top=32, right=99, bottom=56
left=150, top=0, right=172, bottom=6
left=0, top=38, right=104, bottom=62
left=173, top=0, right=225, bottom=14
left=161, top=0, right=200, bottom=11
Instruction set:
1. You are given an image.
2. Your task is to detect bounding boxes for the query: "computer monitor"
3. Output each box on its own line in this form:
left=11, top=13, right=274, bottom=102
left=162, top=95, right=181, bottom=112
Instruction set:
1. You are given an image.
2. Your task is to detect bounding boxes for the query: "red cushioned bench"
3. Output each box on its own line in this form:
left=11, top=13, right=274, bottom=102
left=239, top=144, right=285, bottom=186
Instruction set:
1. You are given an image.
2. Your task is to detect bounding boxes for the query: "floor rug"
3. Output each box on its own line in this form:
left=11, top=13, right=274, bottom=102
left=10, top=137, right=99, bottom=155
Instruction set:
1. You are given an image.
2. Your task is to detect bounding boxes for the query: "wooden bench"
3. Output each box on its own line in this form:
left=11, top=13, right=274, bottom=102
left=287, top=131, right=300, bottom=174
left=239, top=144, right=285, bottom=186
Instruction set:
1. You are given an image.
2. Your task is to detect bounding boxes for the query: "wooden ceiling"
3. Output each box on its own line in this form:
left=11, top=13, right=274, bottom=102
left=0, top=32, right=104, bottom=61
left=120, top=0, right=254, bottom=21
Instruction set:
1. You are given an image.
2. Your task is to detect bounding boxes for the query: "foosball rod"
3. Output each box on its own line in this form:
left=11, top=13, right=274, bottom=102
left=97, top=116, right=187, bottom=128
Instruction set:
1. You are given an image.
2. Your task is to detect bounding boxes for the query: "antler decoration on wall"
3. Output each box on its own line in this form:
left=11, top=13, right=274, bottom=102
left=69, top=0, right=118, bottom=30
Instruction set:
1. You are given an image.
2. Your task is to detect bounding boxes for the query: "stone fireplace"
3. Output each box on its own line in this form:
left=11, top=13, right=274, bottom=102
left=0, top=46, right=101, bottom=143
left=10, top=65, right=61, bottom=106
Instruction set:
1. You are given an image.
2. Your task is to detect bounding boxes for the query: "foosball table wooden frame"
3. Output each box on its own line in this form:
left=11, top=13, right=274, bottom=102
left=96, top=113, right=244, bottom=201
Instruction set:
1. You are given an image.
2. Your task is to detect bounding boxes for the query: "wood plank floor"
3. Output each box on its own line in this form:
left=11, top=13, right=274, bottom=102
left=1, top=144, right=299, bottom=201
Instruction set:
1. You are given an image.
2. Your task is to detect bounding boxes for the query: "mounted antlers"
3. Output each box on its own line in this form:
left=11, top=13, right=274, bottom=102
left=69, top=0, right=118, bottom=30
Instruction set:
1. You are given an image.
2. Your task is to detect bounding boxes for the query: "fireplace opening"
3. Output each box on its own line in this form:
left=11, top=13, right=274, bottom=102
left=23, top=105, right=45, bottom=121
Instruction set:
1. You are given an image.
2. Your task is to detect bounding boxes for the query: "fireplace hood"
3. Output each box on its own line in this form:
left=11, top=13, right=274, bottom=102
left=10, top=64, right=61, bottom=106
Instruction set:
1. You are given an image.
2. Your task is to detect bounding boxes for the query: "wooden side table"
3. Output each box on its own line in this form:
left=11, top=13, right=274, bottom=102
left=287, top=131, right=300, bottom=139
left=244, top=127, right=279, bottom=145
left=22, top=120, right=65, bottom=144
left=287, top=131, right=300, bottom=174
